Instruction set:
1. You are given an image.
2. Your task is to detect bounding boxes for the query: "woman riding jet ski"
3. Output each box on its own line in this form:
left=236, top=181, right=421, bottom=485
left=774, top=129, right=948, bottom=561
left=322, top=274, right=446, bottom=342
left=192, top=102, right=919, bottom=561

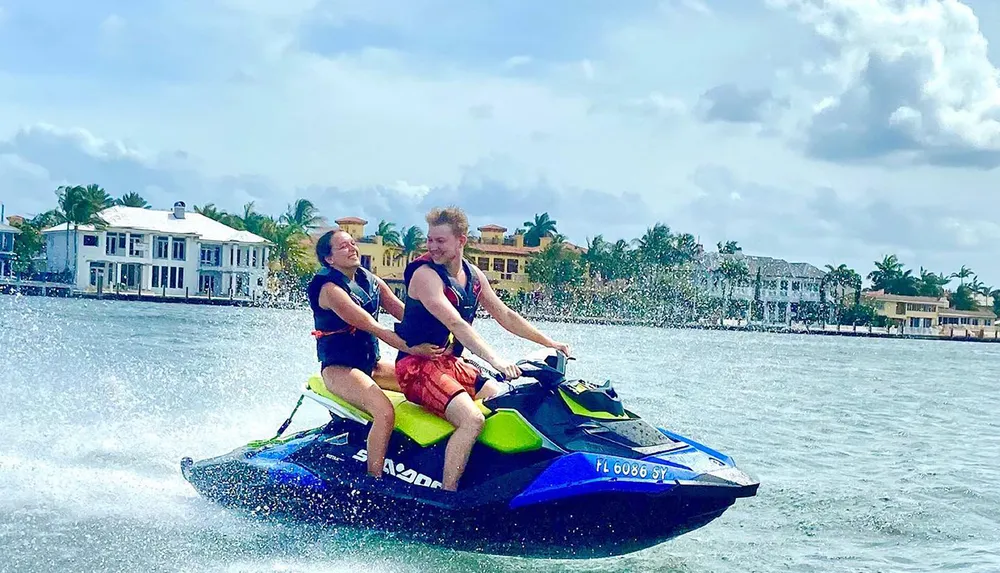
left=181, top=348, right=759, bottom=559
left=304, top=229, right=446, bottom=481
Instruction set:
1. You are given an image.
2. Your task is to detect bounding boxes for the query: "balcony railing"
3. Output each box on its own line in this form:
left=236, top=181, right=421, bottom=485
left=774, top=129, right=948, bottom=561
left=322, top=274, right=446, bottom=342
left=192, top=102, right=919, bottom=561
left=483, top=271, right=529, bottom=283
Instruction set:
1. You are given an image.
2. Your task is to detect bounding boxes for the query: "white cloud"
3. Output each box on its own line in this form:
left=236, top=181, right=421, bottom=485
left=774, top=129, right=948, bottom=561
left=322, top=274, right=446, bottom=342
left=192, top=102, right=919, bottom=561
left=775, top=0, right=1000, bottom=165
left=502, top=55, right=532, bottom=69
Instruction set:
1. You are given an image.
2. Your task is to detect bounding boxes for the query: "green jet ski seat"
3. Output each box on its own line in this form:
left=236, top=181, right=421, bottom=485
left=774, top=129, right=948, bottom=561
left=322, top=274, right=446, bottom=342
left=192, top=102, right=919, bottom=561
left=304, top=375, right=542, bottom=453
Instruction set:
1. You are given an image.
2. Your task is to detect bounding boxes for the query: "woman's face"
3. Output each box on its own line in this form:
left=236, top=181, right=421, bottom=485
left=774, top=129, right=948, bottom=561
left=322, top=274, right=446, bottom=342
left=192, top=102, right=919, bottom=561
left=326, top=231, right=360, bottom=269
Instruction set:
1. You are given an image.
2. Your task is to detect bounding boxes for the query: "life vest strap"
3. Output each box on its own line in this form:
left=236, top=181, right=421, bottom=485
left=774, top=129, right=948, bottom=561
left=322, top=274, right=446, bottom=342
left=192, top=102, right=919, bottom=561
left=312, top=326, right=356, bottom=338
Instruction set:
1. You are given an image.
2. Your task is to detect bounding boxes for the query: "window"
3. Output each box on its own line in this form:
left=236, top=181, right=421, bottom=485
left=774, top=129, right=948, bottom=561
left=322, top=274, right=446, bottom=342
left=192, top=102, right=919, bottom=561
left=152, top=266, right=160, bottom=288
left=507, top=259, right=519, bottom=273
left=252, top=248, right=258, bottom=268
left=83, top=235, right=98, bottom=247
left=493, top=258, right=505, bottom=272
left=791, top=281, right=800, bottom=291
left=895, top=302, right=906, bottom=315
left=200, top=274, right=217, bottom=293
left=170, top=267, right=177, bottom=288
left=178, top=267, right=184, bottom=289
left=129, top=234, right=145, bottom=257
left=106, top=232, right=126, bottom=255
left=154, top=236, right=169, bottom=259
left=780, top=280, right=788, bottom=291
left=200, top=245, right=221, bottom=266
left=89, top=262, right=105, bottom=286
left=172, top=238, right=186, bottom=260
left=477, top=257, right=489, bottom=269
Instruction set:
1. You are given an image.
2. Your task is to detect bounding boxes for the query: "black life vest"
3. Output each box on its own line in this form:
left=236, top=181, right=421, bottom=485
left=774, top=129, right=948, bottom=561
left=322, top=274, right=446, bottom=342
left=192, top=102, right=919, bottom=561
left=394, top=253, right=481, bottom=360
left=307, top=266, right=381, bottom=366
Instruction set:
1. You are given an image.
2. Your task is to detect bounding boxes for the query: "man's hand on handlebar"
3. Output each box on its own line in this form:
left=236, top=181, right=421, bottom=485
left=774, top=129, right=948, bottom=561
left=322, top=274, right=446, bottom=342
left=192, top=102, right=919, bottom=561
left=491, top=358, right=523, bottom=381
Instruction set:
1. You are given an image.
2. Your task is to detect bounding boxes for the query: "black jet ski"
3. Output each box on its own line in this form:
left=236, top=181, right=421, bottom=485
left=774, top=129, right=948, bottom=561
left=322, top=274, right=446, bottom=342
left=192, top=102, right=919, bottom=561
left=181, top=350, right=758, bottom=558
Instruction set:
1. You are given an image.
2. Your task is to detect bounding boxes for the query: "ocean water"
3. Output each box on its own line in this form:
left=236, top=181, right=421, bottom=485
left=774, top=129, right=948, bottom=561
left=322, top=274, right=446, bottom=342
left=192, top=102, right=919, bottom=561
left=1, top=295, right=998, bottom=573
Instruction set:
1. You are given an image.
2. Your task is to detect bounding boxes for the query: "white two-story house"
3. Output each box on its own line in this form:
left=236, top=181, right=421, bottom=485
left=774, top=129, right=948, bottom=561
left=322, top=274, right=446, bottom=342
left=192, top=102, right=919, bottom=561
left=41, top=202, right=272, bottom=300
left=0, top=220, right=20, bottom=277
left=697, top=252, right=827, bottom=324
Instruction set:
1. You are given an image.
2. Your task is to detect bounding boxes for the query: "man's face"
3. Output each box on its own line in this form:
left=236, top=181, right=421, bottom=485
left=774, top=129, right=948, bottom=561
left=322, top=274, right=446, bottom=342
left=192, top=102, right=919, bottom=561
left=326, top=231, right=360, bottom=268
left=426, top=224, right=465, bottom=265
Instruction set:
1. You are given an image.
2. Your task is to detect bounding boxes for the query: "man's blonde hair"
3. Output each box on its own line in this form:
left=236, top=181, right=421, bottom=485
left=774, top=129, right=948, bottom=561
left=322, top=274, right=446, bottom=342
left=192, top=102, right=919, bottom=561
left=425, top=206, right=469, bottom=238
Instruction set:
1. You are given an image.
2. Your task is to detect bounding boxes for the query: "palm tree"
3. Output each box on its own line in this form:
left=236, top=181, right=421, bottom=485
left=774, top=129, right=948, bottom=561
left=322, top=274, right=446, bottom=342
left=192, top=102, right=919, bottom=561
left=582, top=235, right=609, bottom=279
left=868, top=254, right=903, bottom=292
left=916, top=267, right=950, bottom=298
left=606, top=239, right=634, bottom=280
left=522, top=213, right=558, bottom=247
left=55, top=184, right=112, bottom=275
left=281, top=199, right=325, bottom=232
left=671, top=233, right=700, bottom=265
left=951, top=265, right=974, bottom=286
left=717, top=240, right=741, bottom=254
left=29, top=209, right=62, bottom=230
left=719, top=257, right=750, bottom=321
left=634, top=223, right=673, bottom=266
left=400, top=226, right=426, bottom=263
left=115, top=192, right=149, bottom=208
left=194, top=203, right=224, bottom=221
left=375, top=220, right=402, bottom=247
left=968, top=275, right=985, bottom=296
left=266, top=223, right=309, bottom=275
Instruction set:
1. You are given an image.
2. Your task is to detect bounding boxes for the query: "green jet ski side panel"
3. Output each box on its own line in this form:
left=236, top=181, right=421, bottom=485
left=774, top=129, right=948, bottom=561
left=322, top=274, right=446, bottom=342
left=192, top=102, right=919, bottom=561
left=477, top=409, right=543, bottom=453
left=557, top=387, right=630, bottom=420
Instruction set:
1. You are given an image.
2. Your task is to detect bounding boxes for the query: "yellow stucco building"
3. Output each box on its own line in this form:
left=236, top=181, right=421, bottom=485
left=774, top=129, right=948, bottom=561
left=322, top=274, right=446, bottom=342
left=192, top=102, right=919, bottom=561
left=310, top=217, right=553, bottom=299
left=864, top=290, right=997, bottom=335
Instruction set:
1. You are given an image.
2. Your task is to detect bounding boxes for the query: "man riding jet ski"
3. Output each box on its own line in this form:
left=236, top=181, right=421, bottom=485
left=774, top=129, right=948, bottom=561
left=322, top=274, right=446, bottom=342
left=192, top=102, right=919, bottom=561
left=181, top=349, right=759, bottom=559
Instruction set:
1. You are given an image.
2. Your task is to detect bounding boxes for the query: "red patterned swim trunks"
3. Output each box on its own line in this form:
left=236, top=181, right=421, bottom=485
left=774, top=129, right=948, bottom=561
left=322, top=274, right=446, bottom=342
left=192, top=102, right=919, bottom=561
left=395, top=354, right=487, bottom=417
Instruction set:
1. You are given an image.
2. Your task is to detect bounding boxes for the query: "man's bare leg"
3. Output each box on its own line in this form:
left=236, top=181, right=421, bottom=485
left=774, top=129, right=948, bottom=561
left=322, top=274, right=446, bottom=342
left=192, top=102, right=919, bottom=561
left=441, top=393, right=485, bottom=491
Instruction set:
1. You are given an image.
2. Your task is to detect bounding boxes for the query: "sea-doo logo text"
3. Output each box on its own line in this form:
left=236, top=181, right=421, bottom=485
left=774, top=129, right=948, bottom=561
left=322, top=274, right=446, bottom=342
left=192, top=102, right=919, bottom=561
left=595, top=458, right=672, bottom=481
left=353, top=449, right=442, bottom=489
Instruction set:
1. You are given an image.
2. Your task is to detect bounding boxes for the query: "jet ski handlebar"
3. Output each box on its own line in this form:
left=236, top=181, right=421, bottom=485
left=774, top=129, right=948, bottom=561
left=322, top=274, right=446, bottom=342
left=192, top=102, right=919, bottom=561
left=514, top=357, right=567, bottom=389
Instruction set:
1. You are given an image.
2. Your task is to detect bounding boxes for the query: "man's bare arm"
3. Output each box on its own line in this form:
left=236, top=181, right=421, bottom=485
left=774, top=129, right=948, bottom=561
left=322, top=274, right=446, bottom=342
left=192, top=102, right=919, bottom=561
left=410, top=266, right=505, bottom=366
left=474, top=266, right=573, bottom=357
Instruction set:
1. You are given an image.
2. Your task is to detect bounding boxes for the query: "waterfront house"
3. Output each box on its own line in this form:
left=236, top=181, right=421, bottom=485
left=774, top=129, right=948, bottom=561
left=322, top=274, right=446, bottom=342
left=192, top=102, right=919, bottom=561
left=697, top=252, right=828, bottom=324
left=41, top=202, right=272, bottom=300
left=311, top=217, right=556, bottom=298
left=0, top=220, right=20, bottom=277
left=466, top=224, right=553, bottom=295
left=864, top=291, right=949, bottom=332
left=864, top=290, right=997, bottom=336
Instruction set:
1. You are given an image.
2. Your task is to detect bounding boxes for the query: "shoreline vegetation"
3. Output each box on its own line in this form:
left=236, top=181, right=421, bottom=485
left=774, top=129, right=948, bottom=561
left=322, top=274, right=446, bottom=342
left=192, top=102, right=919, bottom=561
left=4, top=186, right=1000, bottom=344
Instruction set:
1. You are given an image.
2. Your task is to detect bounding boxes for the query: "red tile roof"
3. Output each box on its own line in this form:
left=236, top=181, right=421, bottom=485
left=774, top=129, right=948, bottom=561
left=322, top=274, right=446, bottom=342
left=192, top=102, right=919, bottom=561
left=478, top=224, right=507, bottom=232
left=863, top=290, right=946, bottom=304
left=336, top=216, right=368, bottom=225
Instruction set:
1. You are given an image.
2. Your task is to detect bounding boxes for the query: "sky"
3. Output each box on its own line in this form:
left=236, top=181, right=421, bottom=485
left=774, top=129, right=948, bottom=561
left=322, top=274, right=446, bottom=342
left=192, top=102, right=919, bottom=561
left=1, top=0, right=1000, bottom=286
